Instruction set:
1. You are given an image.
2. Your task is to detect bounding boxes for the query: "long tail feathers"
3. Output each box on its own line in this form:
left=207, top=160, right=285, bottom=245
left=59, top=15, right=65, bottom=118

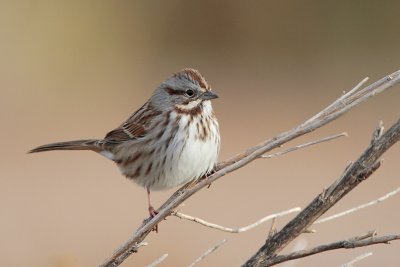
left=29, top=139, right=100, bottom=153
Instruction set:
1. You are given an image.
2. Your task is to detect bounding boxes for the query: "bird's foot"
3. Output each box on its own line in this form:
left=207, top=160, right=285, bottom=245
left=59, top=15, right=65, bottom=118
left=148, top=205, right=159, bottom=233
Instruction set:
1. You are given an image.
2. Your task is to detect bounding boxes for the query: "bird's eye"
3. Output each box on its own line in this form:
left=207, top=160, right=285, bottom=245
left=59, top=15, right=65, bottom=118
left=185, top=89, right=195, bottom=98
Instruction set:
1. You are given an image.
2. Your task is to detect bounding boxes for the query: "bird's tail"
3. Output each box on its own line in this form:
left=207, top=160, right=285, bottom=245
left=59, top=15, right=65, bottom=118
left=29, top=139, right=101, bottom=153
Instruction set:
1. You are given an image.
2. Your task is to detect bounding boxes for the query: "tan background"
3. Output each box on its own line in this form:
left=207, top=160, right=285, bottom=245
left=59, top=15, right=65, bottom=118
left=1, top=1, right=400, bottom=266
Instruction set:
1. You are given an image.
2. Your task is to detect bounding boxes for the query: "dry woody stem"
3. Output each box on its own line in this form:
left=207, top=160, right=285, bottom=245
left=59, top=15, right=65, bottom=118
left=243, top=118, right=400, bottom=266
left=100, top=70, right=400, bottom=267
left=266, top=233, right=400, bottom=266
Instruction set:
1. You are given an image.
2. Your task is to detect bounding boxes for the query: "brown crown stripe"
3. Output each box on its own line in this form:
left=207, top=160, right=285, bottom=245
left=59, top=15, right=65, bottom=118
left=179, top=68, right=209, bottom=89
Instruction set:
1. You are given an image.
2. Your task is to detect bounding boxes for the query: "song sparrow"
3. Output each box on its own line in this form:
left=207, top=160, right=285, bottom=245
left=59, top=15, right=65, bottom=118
left=29, top=68, right=220, bottom=217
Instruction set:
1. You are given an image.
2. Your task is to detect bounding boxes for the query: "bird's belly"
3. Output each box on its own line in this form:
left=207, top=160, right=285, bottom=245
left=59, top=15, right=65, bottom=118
left=162, top=136, right=218, bottom=190
left=117, top=117, right=219, bottom=191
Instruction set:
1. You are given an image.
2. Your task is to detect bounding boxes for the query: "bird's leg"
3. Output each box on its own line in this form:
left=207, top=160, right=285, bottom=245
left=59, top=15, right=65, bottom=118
left=147, top=188, right=158, bottom=217
left=146, top=188, right=159, bottom=233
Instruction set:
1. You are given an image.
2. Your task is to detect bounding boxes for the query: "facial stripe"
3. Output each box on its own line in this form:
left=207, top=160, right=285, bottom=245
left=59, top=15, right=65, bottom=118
left=165, top=87, right=183, bottom=95
left=175, top=99, right=202, bottom=110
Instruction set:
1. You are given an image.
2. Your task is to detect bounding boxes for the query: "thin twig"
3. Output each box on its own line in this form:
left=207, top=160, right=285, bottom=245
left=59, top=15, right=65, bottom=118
left=315, top=187, right=400, bottom=224
left=173, top=207, right=301, bottom=233
left=260, top=132, right=347, bottom=159
left=304, top=77, right=369, bottom=124
left=339, top=77, right=370, bottom=100
left=266, top=233, right=400, bottom=266
left=101, top=70, right=400, bottom=267
left=147, top=254, right=168, bottom=267
left=188, top=239, right=227, bottom=267
left=341, top=252, right=373, bottom=267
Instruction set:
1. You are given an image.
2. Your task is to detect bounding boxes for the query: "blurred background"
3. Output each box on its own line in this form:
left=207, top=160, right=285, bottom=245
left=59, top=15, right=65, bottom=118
left=1, top=1, right=400, bottom=266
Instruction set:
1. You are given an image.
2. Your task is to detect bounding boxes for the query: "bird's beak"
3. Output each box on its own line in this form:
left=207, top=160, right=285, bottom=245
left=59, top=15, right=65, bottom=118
left=200, top=91, right=219, bottom=101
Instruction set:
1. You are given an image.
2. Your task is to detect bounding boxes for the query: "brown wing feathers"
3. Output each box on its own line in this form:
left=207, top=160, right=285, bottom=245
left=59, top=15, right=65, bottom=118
left=104, top=103, right=160, bottom=143
left=104, top=121, right=146, bottom=142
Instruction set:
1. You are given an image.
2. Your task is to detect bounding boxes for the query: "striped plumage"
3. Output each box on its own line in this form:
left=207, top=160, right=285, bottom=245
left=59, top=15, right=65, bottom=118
left=30, top=68, right=220, bottom=216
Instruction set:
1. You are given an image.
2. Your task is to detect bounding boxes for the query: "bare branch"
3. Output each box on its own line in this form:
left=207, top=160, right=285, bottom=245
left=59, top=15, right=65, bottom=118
left=243, top=118, right=400, bottom=266
left=172, top=207, right=301, bottom=233
left=266, top=233, right=400, bottom=266
left=188, top=239, right=227, bottom=267
left=147, top=254, right=168, bottom=267
left=100, top=242, right=147, bottom=267
left=315, top=187, right=400, bottom=224
left=260, top=132, right=347, bottom=159
left=100, top=70, right=400, bottom=267
left=341, top=252, right=373, bottom=267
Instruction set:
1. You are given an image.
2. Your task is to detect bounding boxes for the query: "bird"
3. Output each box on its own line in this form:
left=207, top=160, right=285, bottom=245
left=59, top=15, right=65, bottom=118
left=29, top=68, right=220, bottom=217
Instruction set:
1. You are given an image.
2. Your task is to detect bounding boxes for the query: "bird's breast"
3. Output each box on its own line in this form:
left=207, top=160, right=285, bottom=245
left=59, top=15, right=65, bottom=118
left=115, top=110, right=220, bottom=191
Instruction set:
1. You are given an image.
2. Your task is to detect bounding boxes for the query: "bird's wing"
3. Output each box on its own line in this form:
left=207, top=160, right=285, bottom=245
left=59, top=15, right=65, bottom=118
left=104, top=103, right=152, bottom=143
left=104, top=121, right=147, bottom=142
